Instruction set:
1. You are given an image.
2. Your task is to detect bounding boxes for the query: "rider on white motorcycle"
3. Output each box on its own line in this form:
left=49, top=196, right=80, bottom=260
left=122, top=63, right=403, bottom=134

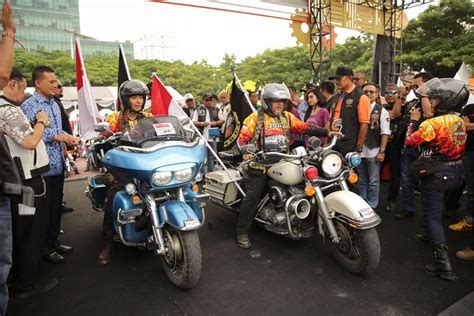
left=236, top=83, right=338, bottom=249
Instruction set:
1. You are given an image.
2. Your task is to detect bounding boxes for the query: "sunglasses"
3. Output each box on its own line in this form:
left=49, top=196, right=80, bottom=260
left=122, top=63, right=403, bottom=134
left=57, top=85, right=62, bottom=89
left=353, top=77, right=360, bottom=81
left=410, top=84, right=419, bottom=90
left=384, top=90, right=397, bottom=95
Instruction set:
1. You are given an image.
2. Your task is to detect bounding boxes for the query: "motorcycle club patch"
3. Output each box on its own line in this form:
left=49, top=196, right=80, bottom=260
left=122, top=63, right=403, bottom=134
left=345, top=99, right=354, bottom=107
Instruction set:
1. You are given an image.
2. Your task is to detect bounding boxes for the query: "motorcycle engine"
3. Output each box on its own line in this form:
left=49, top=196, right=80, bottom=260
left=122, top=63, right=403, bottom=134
left=268, top=185, right=288, bottom=208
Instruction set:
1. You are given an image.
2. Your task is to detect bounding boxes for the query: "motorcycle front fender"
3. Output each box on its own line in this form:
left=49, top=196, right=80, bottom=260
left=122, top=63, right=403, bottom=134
left=158, top=200, right=203, bottom=231
left=324, top=190, right=381, bottom=230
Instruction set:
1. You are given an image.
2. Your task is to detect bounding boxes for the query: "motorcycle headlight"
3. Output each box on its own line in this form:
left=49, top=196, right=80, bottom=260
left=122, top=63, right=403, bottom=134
left=151, top=171, right=173, bottom=186
left=345, top=152, right=362, bottom=168
left=175, top=168, right=194, bottom=182
left=321, top=152, right=343, bottom=178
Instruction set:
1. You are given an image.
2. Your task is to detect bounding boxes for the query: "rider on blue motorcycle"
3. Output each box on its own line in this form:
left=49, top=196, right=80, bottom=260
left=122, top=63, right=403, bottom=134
left=97, top=79, right=152, bottom=265
left=236, top=83, right=338, bottom=249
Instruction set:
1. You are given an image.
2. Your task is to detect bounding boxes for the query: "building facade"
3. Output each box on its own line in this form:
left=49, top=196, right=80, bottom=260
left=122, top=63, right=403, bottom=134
left=11, top=0, right=134, bottom=59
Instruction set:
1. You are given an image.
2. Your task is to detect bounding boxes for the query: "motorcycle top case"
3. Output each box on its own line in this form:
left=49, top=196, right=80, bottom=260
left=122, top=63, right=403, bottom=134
left=204, top=169, right=241, bottom=204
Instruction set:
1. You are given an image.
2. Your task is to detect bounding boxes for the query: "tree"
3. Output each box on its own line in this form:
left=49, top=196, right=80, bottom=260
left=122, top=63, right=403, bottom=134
left=402, top=0, right=474, bottom=77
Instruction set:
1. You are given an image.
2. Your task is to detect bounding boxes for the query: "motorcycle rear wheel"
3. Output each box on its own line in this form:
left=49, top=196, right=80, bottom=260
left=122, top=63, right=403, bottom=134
left=330, top=221, right=380, bottom=275
left=161, top=227, right=202, bottom=289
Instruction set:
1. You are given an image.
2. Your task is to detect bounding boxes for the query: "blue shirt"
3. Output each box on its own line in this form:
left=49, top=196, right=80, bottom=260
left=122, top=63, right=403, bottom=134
left=22, top=92, right=65, bottom=176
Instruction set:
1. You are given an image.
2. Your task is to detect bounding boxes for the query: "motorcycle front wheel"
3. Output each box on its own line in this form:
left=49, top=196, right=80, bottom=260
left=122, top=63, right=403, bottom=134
left=330, top=221, right=380, bottom=275
left=161, top=226, right=202, bottom=289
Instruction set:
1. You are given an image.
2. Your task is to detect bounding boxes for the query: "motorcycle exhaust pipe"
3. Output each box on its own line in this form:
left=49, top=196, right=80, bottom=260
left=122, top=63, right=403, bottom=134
left=287, top=196, right=311, bottom=220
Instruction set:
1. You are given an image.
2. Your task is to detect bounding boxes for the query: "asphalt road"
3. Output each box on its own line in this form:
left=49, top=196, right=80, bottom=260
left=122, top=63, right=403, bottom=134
left=6, top=179, right=474, bottom=316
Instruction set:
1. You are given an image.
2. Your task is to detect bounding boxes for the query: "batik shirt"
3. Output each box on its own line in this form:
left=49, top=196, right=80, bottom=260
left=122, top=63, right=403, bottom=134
left=405, top=114, right=466, bottom=161
left=0, top=96, right=33, bottom=144
left=106, top=111, right=153, bottom=133
left=238, top=110, right=309, bottom=152
left=22, top=93, right=65, bottom=176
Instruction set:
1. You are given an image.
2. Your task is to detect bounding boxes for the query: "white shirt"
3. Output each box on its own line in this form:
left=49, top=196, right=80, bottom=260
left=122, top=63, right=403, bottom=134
left=191, top=106, right=226, bottom=142
left=361, top=102, right=391, bottom=158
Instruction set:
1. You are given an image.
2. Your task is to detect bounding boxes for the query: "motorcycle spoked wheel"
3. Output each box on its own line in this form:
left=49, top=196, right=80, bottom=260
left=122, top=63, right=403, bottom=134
left=161, top=226, right=202, bottom=289
left=329, top=221, right=380, bottom=275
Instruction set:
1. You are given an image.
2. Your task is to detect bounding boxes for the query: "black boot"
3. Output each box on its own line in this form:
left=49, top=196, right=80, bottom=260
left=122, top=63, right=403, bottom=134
left=425, top=244, right=457, bottom=281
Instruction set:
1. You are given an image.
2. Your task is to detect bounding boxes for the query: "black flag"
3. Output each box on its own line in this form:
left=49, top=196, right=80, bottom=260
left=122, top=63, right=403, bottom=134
left=220, top=75, right=253, bottom=151
left=117, top=44, right=131, bottom=111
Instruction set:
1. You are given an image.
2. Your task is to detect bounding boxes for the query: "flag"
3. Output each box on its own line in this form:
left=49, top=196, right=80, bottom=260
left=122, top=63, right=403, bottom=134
left=75, top=38, right=100, bottom=140
left=117, top=44, right=131, bottom=111
left=151, top=74, right=187, bottom=119
left=220, top=74, right=253, bottom=151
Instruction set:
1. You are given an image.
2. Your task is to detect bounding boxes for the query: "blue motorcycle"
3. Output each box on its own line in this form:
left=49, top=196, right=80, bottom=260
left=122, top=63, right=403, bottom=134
left=85, top=115, right=209, bottom=289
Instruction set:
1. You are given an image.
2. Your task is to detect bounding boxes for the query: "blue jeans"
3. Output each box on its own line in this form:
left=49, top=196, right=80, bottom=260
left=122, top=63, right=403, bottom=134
left=421, top=164, right=463, bottom=246
left=0, top=197, right=11, bottom=316
left=400, top=146, right=420, bottom=214
left=357, top=157, right=381, bottom=208
left=204, top=142, right=216, bottom=174
left=462, top=151, right=474, bottom=223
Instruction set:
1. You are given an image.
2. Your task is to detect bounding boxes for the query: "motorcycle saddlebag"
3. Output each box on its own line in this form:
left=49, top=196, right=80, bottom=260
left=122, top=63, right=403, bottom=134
left=86, top=175, right=108, bottom=210
left=203, top=169, right=241, bottom=204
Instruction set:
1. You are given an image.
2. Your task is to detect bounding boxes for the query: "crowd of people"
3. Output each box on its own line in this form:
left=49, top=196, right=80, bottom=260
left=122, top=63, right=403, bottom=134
left=0, top=0, right=473, bottom=314
left=179, top=67, right=473, bottom=280
left=0, top=2, right=79, bottom=313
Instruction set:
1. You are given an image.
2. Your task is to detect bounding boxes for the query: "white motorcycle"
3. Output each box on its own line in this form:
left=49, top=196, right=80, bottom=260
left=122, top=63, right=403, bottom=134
left=204, top=133, right=381, bottom=275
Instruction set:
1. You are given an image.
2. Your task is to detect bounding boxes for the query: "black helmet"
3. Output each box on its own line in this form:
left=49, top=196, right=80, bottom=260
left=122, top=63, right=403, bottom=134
left=119, top=80, right=149, bottom=113
left=260, top=83, right=291, bottom=117
left=417, top=78, right=469, bottom=114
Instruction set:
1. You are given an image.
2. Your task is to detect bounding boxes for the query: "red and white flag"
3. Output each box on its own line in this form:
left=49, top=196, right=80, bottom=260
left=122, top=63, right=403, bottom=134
left=151, top=74, right=187, bottom=119
left=76, top=38, right=100, bottom=139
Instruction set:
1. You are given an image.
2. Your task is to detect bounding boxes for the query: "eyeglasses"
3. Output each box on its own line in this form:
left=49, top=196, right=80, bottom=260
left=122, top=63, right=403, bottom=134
left=353, top=77, right=360, bottom=82
left=363, top=90, right=377, bottom=95
left=384, top=90, right=397, bottom=95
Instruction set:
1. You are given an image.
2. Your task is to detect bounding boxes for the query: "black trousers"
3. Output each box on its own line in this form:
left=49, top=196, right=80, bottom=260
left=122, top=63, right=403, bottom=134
left=102, top=183, right=122, bottom=248
left=10, top=176, right=48, bottom=289
left=44, top=175, right=65, bottom=253
left=236, top=167, right=267, bottom=236
left=385, top=140, right=402, bottom=202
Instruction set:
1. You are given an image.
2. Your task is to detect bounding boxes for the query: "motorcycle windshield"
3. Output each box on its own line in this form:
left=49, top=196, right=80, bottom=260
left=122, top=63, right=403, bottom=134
left=120, top=116, right=194, bottom=148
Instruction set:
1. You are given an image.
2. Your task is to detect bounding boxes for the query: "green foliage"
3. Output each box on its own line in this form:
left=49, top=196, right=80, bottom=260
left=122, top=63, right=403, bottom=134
left=402, top=0, right=474, bottom=77
left=329, top=34, right=374, bottom=76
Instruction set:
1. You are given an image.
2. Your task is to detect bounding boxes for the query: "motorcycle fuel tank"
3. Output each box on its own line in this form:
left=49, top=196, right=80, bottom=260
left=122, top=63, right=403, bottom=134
left=267, top=160, right=304, bottom=186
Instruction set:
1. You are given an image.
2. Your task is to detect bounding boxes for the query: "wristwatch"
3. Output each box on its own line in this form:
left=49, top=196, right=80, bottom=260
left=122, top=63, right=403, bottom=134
left=356, top=145, right=363, bottom=153
left=379, top=149, right=386, bottom=154
left=36, top=119, right=50, bottom=128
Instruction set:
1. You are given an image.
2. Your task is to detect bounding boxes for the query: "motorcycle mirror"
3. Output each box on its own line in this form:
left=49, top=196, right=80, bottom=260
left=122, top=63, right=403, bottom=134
left=333, top=118, right=343, bottom=132
left=307, top=136, right=321, bottom=150
left=179, top=117, right=190, bottom=126
left=94, top=122, right=111, bottom=133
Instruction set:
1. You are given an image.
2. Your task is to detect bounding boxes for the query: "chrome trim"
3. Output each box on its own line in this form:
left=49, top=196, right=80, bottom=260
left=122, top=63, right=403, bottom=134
left=334, top=213, right=382, bottom=230
left=116, top=209, right=146, bottom=248
left=117, top=138, right=200, bottom=153
left=314, top=187, right=339, bottom=243
left=146, top=193, right=165, bottom=254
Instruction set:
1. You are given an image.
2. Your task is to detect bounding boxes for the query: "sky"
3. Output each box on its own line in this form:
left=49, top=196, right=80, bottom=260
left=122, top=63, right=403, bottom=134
left=78, top=0, right=433, bottom=66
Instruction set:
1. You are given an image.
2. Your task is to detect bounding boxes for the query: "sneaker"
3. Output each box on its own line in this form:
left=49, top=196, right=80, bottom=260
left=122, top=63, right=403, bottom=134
left=385, top=201, right=397, bottom=212
left=455, top=247, right=474, bottom=260
left=237, top=234, right=251, bottom=249
left=15, top=278, right=58, bottom=299
left=448, top=218, right=473, bottom=232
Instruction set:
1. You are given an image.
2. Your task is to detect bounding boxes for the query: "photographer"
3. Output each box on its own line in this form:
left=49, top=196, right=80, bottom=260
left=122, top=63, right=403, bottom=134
left=391, top=72, right=434, bottom=219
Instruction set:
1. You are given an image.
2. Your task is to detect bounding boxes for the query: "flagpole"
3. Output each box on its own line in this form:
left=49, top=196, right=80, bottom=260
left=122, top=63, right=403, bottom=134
left=151, top=74, right=246, bottom=197
left=234, top=72, right=257, bottom=113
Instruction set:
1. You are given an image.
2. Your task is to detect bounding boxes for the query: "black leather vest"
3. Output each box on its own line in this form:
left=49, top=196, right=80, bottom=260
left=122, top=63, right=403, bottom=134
left=365, top=103, right=383, bottom=149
